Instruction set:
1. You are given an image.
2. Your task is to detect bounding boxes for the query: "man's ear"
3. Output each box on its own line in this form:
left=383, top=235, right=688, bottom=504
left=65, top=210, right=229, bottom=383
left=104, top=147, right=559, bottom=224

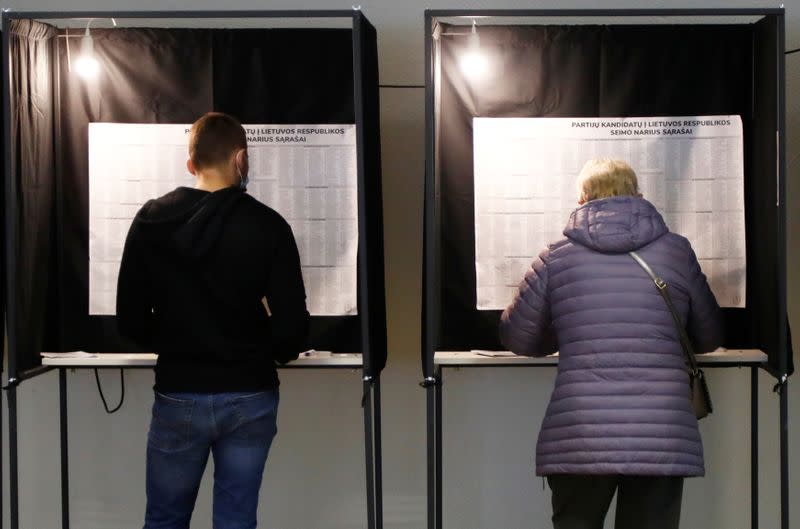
left=235, top=148, right=246, bottom=170
left=186, top=158, right=196, bottom=176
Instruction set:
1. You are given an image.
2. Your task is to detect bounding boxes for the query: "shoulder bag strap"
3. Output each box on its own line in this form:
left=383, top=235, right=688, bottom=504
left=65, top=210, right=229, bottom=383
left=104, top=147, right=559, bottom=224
left=628, top=251, right=699, bottom=375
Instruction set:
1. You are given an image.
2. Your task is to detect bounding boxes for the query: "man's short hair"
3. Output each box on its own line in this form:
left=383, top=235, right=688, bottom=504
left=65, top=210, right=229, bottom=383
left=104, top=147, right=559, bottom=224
left=577, top=158, right=639, bottom=202
left=189, top=112, right=247, bottom=170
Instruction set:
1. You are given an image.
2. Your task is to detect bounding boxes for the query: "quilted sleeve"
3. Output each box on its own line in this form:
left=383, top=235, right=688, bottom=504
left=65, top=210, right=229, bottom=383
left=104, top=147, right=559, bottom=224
left=683, top=241, right=724, bottom=353
left=499, top=249, right=554, bottom=357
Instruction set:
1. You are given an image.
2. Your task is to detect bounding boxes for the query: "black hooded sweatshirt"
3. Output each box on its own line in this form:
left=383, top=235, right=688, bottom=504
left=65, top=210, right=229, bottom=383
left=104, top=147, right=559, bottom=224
left=116, top=186, right=309, bottom=392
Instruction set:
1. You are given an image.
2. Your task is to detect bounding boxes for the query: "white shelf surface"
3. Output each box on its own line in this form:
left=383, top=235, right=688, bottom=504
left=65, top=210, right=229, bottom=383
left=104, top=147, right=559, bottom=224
left=435, top=349, right=767, bottom=367
left=40, top=352, right=363, bottom=368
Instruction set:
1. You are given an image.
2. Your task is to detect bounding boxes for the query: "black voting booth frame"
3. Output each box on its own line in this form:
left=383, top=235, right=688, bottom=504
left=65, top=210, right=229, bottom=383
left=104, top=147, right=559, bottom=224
left=422, top=8, right=791, bottom=529
left=2, top=9, right=387, bottom=529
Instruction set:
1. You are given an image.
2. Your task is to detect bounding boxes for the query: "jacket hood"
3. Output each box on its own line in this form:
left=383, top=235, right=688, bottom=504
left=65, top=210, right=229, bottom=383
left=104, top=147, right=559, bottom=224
left=563, top=196, right=668, bottom=253
left=133, top=186, right=245, bottom=259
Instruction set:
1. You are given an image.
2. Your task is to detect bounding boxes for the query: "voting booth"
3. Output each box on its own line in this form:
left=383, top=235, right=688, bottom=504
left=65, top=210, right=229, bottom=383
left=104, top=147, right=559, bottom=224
left=421, top=8, right=790, bottom=529
left=3, top=10, right=386, bottom=529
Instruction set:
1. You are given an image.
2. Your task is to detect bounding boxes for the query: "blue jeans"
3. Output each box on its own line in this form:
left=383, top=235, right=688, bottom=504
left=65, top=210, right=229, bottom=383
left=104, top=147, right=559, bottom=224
left=143, top=390, right=279, bottom=529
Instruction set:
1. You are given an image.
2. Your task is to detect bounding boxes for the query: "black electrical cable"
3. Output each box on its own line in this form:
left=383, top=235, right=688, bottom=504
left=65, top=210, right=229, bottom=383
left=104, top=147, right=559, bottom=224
left=94, top=368, right=125, bottom=414
left=787, top=47, right=800, bottom=55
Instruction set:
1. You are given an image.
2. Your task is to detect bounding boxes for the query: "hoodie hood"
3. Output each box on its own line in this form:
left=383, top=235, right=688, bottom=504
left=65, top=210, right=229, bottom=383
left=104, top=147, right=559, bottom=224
left=133, top=186, right=245, bottom=259
left=563, top=196, right=668, bottom=253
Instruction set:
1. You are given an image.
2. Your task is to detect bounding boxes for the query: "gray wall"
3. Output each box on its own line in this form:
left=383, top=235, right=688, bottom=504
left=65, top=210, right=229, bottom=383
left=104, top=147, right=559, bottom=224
left=3, top=0, right=799, bottom=528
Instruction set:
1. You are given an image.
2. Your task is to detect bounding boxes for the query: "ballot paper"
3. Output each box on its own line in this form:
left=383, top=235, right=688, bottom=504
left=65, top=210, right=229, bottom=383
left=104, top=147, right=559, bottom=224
left=89, top=123, right=358, bottom=316
left=473, top=116, right=745, bottom=310
left=41, top=351, right=98, bottom=359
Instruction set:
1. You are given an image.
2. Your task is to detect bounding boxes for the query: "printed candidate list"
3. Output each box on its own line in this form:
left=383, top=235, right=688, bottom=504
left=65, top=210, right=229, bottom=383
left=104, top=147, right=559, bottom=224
left=89, top=123, right=358, bottom=317
left=473, top=116, right=746, bottom=310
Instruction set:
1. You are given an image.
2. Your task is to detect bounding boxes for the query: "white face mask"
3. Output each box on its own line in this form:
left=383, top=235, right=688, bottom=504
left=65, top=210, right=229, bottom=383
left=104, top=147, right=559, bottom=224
left=238, top=166, right=249, bottom=191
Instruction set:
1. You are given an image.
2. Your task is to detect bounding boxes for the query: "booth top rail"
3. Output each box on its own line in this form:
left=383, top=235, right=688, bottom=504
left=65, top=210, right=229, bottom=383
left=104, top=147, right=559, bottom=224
left=425, top=8, right=783, bottom=18
left=4, top=10, right=366, bottom=20
left=40, top=352, right=363, bottom=369
left=435, top=349, right=767, bottom=367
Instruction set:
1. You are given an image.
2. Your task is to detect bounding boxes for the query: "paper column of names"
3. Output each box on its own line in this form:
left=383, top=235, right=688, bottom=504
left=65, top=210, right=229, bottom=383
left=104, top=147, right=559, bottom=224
left=89, top=125, right=194, bottom=315
left=473, top=116, right=746, bottom=310
left=245, top=125, right=358, bottom=316
left=89, top=123, right=358, bottom=317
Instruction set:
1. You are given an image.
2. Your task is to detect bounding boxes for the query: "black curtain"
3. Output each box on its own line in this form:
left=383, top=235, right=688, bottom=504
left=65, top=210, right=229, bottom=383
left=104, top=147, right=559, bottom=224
left=354, top=15, right=387, bottom=377
left=437, top=25, right=606, bottom=352
left=752, top=16, right=792, bottom=375
left=7, top=20, right=57, bottom=374
left=434, top=22, right=788, bottom=374
left=212, top=28, right=355, bottom=124
left=52, top=28, right=213, bottom=356
left=37, top=26, right=368, bottom=367
left=211, top=27, right=361, bottom=353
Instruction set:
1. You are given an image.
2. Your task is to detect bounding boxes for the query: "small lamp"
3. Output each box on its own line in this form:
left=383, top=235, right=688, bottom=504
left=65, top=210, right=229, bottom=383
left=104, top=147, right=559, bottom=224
left=460, top=20, right=488, bottom=79
left=75, top=26, right=99, bottom=79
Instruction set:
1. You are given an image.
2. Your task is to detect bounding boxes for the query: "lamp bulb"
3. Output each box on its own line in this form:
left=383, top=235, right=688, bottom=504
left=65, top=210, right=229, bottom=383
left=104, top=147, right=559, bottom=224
left=75, top=55, right=99, bottom=78
left=460, top=50, right=488, bottom=79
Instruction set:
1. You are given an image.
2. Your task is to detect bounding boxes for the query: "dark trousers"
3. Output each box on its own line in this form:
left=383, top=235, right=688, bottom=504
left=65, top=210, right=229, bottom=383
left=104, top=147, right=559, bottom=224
left=547, top=475, right=684, bottom=529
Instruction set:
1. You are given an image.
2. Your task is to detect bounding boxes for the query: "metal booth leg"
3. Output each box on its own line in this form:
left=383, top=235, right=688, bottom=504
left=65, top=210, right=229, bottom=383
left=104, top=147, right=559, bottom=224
left=1, top=371, right=4, bottom=529
left=59, top=369, right=70, bottom=529
left=8, top=381, right=19, bottom=529
left=435, top=367, right=442, bottom=529
left=750, top=367, right=758, bottom=529
left=425, top=365, right=443, bottom=529
left=779, top=378, right=789, bottom=529
left=363, top=377, right=376, bottom=529
left=426, top=379, right=436, bottom=529
left=373, top=376, right=383, bottom=529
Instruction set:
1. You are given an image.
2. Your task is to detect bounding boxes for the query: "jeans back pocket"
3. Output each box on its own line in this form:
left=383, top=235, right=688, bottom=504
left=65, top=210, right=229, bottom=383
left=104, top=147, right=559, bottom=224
left=148, top=392, right=194, bottom=452
left=229, top=391, right=279, bottom=441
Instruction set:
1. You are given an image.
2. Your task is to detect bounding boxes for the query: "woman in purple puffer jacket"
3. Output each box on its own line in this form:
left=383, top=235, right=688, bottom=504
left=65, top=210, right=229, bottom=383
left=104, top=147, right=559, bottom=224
left=500, top=159, right=723, bottom=529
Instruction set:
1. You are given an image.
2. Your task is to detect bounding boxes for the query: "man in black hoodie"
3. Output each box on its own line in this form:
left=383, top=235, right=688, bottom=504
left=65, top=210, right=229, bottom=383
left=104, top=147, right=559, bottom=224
left=117, top=112, right=309, bottom=529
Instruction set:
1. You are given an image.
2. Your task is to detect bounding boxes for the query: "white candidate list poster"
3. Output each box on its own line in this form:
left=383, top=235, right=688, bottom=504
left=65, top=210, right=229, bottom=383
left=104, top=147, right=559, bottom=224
left=473, top=115, right=746, bottom=310
left=89, top=123, right=358, bottom=317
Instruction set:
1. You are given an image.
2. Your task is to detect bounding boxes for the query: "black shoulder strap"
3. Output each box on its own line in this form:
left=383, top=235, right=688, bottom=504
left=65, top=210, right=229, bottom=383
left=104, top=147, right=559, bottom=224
left=628, top=251, right=698, bottom=375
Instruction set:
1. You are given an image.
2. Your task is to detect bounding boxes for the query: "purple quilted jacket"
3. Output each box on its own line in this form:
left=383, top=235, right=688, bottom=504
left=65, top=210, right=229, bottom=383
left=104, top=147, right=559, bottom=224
left=500, top=196, right=723, bottom=477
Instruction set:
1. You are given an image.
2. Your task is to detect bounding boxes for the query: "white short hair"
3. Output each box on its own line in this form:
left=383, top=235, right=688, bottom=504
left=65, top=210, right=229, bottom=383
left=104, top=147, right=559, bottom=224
left=578, top=158, right=639, bottom=202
